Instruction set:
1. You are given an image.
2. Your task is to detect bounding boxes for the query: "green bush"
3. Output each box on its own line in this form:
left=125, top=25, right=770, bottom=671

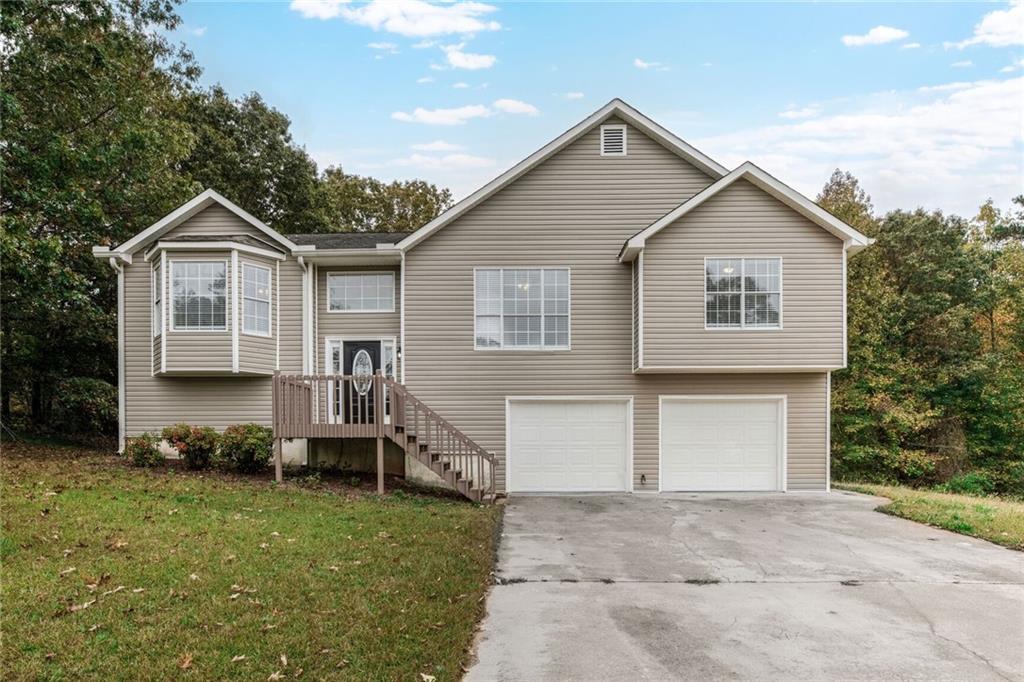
left=941, top=472, right=996, bottom=496
left=125, top=433, right=163, bottom=467
left=161, top=423, right=219, bottom=470
left=51, top=378, right=118, bottom=435
left=219, top=423, right=273, bottom=473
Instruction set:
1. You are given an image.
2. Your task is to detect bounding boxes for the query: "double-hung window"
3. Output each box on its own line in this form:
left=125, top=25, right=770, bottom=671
left=475, top=268, right=570, bottom=350
left=327, top=272, right=395, bottom=312
left=242, top=263, right=271, bottom=336
left=152, top=264, right=162, bottom=337
left=171, top=261, right=227, bottom=331
left=705, top=258, right=781, bottom=329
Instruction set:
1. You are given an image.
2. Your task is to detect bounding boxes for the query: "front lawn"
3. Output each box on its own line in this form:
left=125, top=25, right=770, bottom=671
left=836, top=482, right=1024, bottom=551
left=1, top=442, right=500, bottom=680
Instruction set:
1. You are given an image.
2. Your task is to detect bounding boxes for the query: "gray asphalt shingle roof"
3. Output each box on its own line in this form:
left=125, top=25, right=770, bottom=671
left=285, top=232, right=411, bottom=249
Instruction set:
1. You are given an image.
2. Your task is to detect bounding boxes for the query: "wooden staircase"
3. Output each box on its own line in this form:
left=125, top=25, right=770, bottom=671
left=271, top=373, right=496, bottom=503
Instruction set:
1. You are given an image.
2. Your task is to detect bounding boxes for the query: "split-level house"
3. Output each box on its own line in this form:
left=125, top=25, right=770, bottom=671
left=94, top=99, right=871, bottom=501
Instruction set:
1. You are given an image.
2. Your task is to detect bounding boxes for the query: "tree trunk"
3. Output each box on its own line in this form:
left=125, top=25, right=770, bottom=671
left=31, top=379, right=42, bottom=425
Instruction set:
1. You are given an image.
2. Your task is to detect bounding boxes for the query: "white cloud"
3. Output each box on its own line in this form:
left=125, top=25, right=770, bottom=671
left=952, top=60, right=973, bottom=68
left=452, top=81, right=470, bottom=88
left=694, top=76, right=1024, bottom=216
left=778, top=106, right=821, bottom=120
left=412, top=40, right=436, bottom=49
left=391, top=104, right=491, bottom=125
left=416, top=76, right=434, bottom=84
left=493, top=98, right=539, bottom=115
left=564, top=92, right=584, bottom=100
left=900, top=42, right=921, bottom=50
left=1001, top=57, right=1024, bottom=72
left=290, top=0, right=502, bottom=37
left=389, top=152, right=496, bottom=170
left=841, top=25, right=909, bottom=47
left=368, top=41, right=398, bottom=51
left=946, top=0, right=1024, bottom=49
left=442, top=43, right=496, bottom=70
left=411, top=140, right=464, bottom=152
left=191, top=26, right=208, bottom=37
left=634, top=57, right=662, bottom=69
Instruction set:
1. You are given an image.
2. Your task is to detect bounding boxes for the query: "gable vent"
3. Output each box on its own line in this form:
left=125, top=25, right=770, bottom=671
left=600, top=124, right=627, bottom=156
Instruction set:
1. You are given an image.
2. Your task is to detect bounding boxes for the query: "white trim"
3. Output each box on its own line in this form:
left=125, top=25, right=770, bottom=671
left=167, top=258, right=230, bottom=333
left=702, top=257, right=783, bottom=330
left=324, top=336, right=398, bottom=424
left=637, top=252, right=644, bottom=369
left=472, top=266, right=571, bottom=351
left=619, top=162, right=872, bottom=262
left=144, top=241, right=286, bottom=262
left=298, top=256, right=309, bottom=374
left=634, top=365, right=838, bottom=373
left=826, top=372, right=832, bottom=493
left=658, top=394, right=787, bottom=493
left=397, top=98, right=727, bottom=252
left=400, top=252, right=406, bottom=384
left=313, top=264, right=319, bottom=374
left=275, top=260, right=281, bottom=370
left=240, top=261, right=273, bottom=338
left=599, top=123, right=627, bottom=157
left=160, top=251, right=167, bottom=373
left=504, top=396, right=634, bottom=494
left=116, top=189, right=297, bottom=254
left=108, top=258, right=126, bottom=452
left=631, top=259, right=636, bottom=370
left=842, top=247, right=848, bottom=367
left=231, top=251, right=239, bottom=372
left=324, top=270, right=396, bottom=313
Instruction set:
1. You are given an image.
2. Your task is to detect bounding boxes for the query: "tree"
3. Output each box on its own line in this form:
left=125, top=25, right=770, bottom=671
left=319, top=167, right=452, bottom=233
left=1, top=0, right=198, bottom=425
left=178, top=86, right=326, bottom=233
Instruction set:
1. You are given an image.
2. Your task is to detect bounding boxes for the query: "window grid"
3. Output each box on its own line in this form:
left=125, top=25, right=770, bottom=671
left=242, top=263, right=271, bottom=336
left=705, top=258, right=781, bottom=329
left=475, top=268, right=570, bottom=350
left=171, top=261, right=227, bottom=332
left=327, top=273, right=395, bottom=312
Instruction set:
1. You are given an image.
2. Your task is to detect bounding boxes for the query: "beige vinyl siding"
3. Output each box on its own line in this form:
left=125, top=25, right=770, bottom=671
left=642, top=179, right=845, bottom=369
left=238, top=256, right=276, bottom=375
left=123, top=208, right=303, bottom=435
left=316, top=266, right=401, bottom=375
left=404, top=119, right=834, bottom=492
left=162, top=204, right=270, bottom=240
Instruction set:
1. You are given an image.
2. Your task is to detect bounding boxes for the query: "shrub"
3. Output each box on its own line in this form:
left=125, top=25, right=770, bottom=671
left=219, top=423, right=273, bottom=473
left=125, top=433, right=163, bottom=467
left=940, top=472, right=996, bottom=496
left=51, top=378, right=118, bottom=436
left=161, top=423, right=219, bottom=470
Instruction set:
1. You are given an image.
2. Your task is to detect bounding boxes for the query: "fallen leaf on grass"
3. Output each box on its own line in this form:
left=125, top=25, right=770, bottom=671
left=189, top=573, right=199, bottom=581
left=132, top=588, right=145, bottom=593
left=59, top=567, right=76, bottom=576
left=231, top=655, right=247, bottom=663
left=328, top=566, right=340, bottom=572
left=106, top=539, right=128, bottom=551
left=280, top=654, right=288, bottom=667
left=178, top=653, right=193, bottom=670
left=101, top=585, right=125, bottom=597
left=229, top=593, right=241, bottom=600
left=420, top=674, right=437, bottom=682
left=69, top=599, right=96, bottom=613
left=88, top=624, right=103, bottom=632
left=268, top=672, right=283, bottom=681
left=259, top=543, right=269, bottom=550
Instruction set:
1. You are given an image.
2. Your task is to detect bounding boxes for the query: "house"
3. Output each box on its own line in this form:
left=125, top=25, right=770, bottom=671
left=93, top=98, right=871, bottom=501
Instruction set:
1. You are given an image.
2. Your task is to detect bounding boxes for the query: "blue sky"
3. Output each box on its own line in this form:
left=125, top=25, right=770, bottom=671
left=175, top=1, right=1023, bottom=216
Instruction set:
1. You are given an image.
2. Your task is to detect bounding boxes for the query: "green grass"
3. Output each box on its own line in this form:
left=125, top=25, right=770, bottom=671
left=836, top=482, right=1024, bottom=551
left=1, top=442, right=500, bottom=680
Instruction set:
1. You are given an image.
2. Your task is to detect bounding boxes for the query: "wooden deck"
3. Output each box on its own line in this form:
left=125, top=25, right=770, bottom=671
left=271, top=373, right=496, bottom=503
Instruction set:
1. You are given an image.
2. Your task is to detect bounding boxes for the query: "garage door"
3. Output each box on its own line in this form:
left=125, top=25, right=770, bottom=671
left=507, top=399, right=630, bottom=492
left=661, top=397, right=784, bottom=491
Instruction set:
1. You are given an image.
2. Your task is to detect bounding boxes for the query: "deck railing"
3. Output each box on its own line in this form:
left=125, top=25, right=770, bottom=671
left=271, top=373, right=495, bottom=501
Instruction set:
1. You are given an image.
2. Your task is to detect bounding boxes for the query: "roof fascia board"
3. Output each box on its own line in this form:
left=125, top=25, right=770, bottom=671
left=397, top=99, right=728, bottom=252
left=115, top=189, right=297, bottom=254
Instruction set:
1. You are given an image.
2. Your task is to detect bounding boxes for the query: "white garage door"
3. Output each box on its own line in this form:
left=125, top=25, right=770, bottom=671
left=508, top=400, right=630, bottom=492
left=661, top=397, right=784, bottom=492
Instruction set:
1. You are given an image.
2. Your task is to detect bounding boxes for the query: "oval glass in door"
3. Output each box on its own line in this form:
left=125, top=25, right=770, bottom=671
left=352, top=349, right=374, bottom=395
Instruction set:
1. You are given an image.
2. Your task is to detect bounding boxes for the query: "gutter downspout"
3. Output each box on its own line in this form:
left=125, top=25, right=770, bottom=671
left=107, top=257, right=126, bottom=452
left=297, top=256, right=310, bottom=374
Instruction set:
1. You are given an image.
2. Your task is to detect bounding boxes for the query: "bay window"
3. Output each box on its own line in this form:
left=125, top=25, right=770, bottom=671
left=242, top=263, right=271, bottom=336
left=171, top=261, right=227, bottom=331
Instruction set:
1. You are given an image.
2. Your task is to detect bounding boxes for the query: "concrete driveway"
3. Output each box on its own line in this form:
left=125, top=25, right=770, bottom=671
left=467, top=492, right=1024, bottom=681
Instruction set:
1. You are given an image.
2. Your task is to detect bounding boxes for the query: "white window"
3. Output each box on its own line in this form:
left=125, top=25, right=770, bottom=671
left=327, top=272, right=395, bottom=312
left=705, top=258, right=781, bottom=329
left=170, top=261, right=227, bottom=331
left=475, top=268, right=570, bottom=350
left=242, top=263, right=271, bottom=336
left=152, top=264, right=162, bottom=338
left=600, top=124, right=627, bottom=156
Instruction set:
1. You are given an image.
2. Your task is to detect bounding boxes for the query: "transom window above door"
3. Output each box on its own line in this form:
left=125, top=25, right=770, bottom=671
left=705, top=258, right=781, bottom=328
left=327, top=272, right=395, bottom=312
left=475, top=268, right=570, bottom=350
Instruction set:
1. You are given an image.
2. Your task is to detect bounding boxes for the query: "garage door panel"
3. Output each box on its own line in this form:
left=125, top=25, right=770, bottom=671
left=661, top=398, right=783, bottom=492
left=509, top=400, right=629, bottom=493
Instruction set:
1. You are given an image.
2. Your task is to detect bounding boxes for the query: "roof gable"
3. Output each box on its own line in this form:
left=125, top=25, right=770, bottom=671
left=115, top=189, right=297, bottom=254
left=397, top=98, right=728, bottom=251
left=618, top=162, right=872, bottom=262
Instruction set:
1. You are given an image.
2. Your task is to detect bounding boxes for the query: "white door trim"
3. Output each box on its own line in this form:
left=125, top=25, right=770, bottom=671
left=505, top=395, right=634, bottom=494
left=324, top=336, right=398, bottom=424
left=658, top=394, right=788, bottom=493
